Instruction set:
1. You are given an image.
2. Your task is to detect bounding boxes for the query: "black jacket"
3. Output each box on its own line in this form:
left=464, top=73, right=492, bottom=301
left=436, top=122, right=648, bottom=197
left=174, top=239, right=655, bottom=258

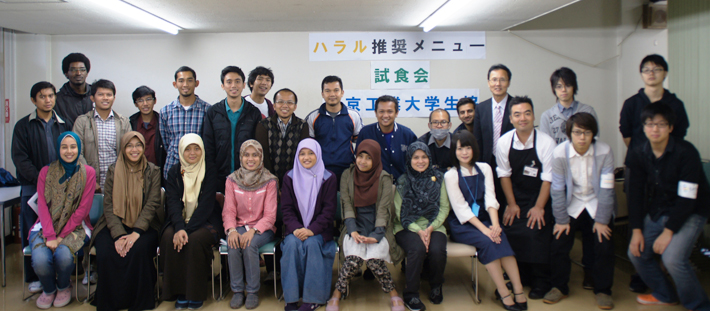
left=473, top=95, right=514, bottom=163
left=202, top=98, right=261, bottom=193
left=163, top=164, right=222, bottom=237
left=55, top=82, right=93, bottom=124
left=11, top=111, right=73, bottom=186
left=129, top=111, right=166, bottom=174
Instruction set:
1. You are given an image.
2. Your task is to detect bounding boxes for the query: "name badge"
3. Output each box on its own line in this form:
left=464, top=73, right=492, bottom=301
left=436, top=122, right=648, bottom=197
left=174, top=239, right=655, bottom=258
left=523, top=166, right=538, bottom=178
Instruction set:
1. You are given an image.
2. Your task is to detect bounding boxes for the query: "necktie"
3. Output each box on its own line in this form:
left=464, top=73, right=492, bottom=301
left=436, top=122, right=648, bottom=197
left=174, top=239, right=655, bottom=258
left=493, top=105, right=502, bottom=153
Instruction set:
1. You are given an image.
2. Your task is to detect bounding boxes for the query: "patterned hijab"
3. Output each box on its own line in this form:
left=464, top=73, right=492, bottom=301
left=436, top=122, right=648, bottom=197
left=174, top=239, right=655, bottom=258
left=228, top=139, right=277, bottom=191
left=396, top=141, right=444, bottom=230
left=354, top=139, right=382, bottom=207
left=112, top=131, right=148, bottom=227
left=292, top=139, right=324, bottom=228
left=178, top=134, right=205, bottom=223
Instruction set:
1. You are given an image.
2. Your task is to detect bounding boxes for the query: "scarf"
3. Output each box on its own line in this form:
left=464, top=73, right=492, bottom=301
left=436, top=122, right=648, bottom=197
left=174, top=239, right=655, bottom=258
left=112, top=131, right=148, bottom=227
left=353, top=139, right=382, bottom=207
left=292, top=138, right=324, bottom=228
left=179, top=133, right=206, bottom=223
left=228, top=139, right=277, bottom=191
left=57, top=132, right=82, bottom=184
left=397, top=141, right=443, bottom=230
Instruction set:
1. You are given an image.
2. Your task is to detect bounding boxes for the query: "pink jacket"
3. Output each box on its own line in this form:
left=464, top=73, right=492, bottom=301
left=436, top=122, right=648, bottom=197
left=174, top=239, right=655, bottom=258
left=222, top=178, right=277, bottom=234
left=32, top=165, right=96, bottom=241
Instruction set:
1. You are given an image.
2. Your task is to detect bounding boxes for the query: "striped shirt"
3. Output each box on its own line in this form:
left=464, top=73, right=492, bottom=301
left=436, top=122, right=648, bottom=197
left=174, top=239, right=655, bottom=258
left=94, top=110, right=116, bottom=187
left=159, top=96, right=211, bottom=179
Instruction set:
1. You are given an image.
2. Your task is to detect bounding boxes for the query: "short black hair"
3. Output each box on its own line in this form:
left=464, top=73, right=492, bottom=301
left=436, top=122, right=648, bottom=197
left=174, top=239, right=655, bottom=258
left=30, top=81, right=56, bottom=99
left=91, top=79, right=116, bottom=96
left=273, top=88, right=298, bottom=105
left=174, top=66, right=196, bottom=81
left=375, top=95, right=399, bottom=112
left=640, top=101, right=676, bottom=127
left=550, top=67, right=578, bottom=97
left=429, top=108, right=450, bottom=123
left=450, top=130, right=480, bottom=169
left=321, top=75, right=343, bottom=91
left=508, top=96, right=534, bottom=116
left=132, top=85, right=156, bottom=103
left=220, top=66, right=245, bottom=84
left=487, top=64, right=512, bottom=81
left=456, top=97, right=476, bottom=113
left=565, top=112, right=598, bottom=143
left=640, top=54, right=668, bottom=72
left=62, top=53, right=90, bottom=74
left=247, top=66, right=274, bottom=91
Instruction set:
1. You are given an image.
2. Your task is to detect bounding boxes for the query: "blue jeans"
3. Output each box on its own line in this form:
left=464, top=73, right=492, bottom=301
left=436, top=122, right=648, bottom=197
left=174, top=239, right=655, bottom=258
left=280, top=234, right=335, bottom=304
left=627, top=214, right=710, bottom=311
left=30, top=230, right=75, bottom=294
left=227, top=227, right=274, bottom=294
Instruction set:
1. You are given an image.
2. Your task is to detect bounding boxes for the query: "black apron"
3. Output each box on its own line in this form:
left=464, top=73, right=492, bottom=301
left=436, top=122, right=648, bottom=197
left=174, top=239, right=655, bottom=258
left=504, top=131, right=553, bottom=264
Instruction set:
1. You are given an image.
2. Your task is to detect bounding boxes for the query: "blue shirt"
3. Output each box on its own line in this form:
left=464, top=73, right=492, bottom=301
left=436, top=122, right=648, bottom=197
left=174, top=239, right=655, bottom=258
left=356, top=122, right=417, bottom=181
left=159, top=96, right=211, bottom=179
left=225, top=98, right=245, bottom=172
left=557, top=101, right=579, bottom=119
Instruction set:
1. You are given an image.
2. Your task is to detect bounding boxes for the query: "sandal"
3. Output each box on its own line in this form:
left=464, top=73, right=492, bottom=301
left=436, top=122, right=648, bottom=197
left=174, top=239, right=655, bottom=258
left=325, top=297, right=340, bottom=311
left=514, top=292, right=528, bottom=310
left=390, top=296, right=405, bottom=311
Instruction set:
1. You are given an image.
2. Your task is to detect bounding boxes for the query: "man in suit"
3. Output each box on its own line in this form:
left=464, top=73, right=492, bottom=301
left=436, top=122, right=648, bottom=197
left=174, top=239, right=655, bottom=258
left=473, top=64, right=515, bottom=208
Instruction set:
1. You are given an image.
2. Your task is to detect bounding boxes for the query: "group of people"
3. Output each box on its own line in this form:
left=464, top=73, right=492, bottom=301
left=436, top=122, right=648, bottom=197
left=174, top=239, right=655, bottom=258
left=10, top=51, right=709, bottom=311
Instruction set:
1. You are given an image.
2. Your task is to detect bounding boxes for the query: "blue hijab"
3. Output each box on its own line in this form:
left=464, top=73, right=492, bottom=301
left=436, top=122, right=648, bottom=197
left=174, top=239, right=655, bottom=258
left=56, top=131, right=82, bottom=184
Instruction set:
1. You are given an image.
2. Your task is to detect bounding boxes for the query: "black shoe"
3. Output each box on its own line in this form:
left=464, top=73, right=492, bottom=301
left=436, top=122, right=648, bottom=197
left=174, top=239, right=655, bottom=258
left=429, top=285, right=443, bottom=304
left=514, top=292, right=528, bottom=310
left=495, top=282, right=514, bottom=299
left=528, top=287, right=547, bottom=300
left=629, top=273, right=648, bottom=293
left=175, top=298, right=189, bottom=310
left=188, top=301, right=203, bottom=310
left=363, top=267, right=375, bottom=280
left=500, top=294, right=522, bottom=311
left=404, top=296, right=426, bottom=311
left=503, top=272, right=510, bottom=281
left=583, top=270, right=594, bottom=290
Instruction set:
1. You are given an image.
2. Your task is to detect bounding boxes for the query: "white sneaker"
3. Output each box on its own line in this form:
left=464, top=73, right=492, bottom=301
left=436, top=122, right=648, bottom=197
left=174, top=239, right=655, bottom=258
left=28, top=281, right=43, bottom=293
left=82, top=272, right=98, bottom=285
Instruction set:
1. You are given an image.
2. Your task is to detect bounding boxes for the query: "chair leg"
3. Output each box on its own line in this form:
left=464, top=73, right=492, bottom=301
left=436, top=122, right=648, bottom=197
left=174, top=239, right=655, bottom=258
left=22, top=256, right=29, bottom=301
left=84, top=254, right=92, bottom=303
left=471, top=254, right=480, bottom=304
left=75, top=256, right=80, bottom=303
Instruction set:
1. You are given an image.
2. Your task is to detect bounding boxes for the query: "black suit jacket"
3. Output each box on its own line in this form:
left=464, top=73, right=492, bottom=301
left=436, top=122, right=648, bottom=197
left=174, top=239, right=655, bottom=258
left=472, top=95, right=514, bottom=163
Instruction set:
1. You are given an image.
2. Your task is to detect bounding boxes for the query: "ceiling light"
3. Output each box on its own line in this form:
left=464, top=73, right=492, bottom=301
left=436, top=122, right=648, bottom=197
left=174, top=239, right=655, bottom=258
left=90, top=0, right=181, bottom=35
left=418, top=0, right=470, bottom=32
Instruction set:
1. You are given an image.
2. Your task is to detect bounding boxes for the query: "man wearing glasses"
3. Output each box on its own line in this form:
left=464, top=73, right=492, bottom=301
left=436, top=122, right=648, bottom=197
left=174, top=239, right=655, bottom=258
left=418, top=108, right=453, bottom=173
left=55, top=53, right=93, bottom=123
left=129, top=86, right=166, bottom=173
left=540, top=67, right=598, bottom=145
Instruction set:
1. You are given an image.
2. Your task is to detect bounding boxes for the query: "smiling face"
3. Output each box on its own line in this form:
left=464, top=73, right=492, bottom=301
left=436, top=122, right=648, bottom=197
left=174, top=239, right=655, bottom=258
left=124, top=136, right=144, bottom=163
left=410, top=149, right=430, bottom=173
left=298, top=148, right=317, bottom=169
left=241, top=146, right=261, bottom=171
left=455, top=141, right=474, bottom=167
left=274, top=91, right=297, bottom=120
left=643, top=115, right=673, bottom=145
left=173, top=71, right=199, bottom=97
left=32, top=88, right=56, bottom=114
left=221, top=72, right=245, bottom=100
left=488, top=69, right=510, bottom=98
left=134, top=95, right=156, bottom=116
left=65, top=61, right=88, bottom=86
left=321, top=81, right=344, bottom=107
left=60, top=136, right=79, bottom=163
left=457, top=103, right=475, bottom=126
left=183, top=143, right=203, bottom=165
left=376, top=101, right=398, bottom=129
left=356, top=152, right=373, bottom=172
left=509, top=102, right=534, bottom=133
left=91, top=87, right=115, bottom=113
left=250, top=75, right=272, bottom=97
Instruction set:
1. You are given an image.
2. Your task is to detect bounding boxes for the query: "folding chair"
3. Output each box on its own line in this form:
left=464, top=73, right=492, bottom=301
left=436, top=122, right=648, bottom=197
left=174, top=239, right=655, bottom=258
left=446, top=240, right=480, bottom=304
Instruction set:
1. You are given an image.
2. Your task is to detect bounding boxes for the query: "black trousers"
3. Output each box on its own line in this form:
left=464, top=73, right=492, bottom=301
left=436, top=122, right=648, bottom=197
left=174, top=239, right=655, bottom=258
left=550, top=210, right=614, bottom=295
left=395, top=230, right=447, bottom=298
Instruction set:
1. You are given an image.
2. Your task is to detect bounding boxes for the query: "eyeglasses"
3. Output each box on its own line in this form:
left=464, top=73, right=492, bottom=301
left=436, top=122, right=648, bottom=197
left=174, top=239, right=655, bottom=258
left=644, top=122, right=669, bottom=129
left=126, top=143, right=144, bottom=150
left=275, top=100, right=296, bottom=105
left=489, top=78, right=508, bottom=84
left=641, top=68, right=664, bottom=75
left=69, top=68, right=87, bottom=73
left=429, top=121, right=450, bottom=126
left=555, top=84, right=572, bottom=90
left=135, top=97, right=155, bottom=104
left=571, top=130, right=593, bottom=137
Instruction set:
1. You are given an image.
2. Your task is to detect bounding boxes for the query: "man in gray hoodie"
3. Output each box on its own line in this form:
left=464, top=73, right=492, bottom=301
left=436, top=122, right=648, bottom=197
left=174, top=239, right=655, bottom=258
left=539, top=67, right=598, bottom=145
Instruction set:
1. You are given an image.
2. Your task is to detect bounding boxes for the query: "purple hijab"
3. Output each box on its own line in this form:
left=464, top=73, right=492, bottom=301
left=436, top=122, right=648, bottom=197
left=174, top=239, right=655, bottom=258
left=292, top=138, right=324, bottom=228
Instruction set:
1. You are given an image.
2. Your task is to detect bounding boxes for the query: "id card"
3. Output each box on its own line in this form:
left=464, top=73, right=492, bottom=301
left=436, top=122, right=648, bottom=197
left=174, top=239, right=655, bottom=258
left=523, top=166, right=538, bottom=178
left=471, top=202, right=480, bottom=217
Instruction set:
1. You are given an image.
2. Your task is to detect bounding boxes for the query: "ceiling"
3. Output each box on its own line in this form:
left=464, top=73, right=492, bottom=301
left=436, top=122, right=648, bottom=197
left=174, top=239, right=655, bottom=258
left=0, top=0, right=579, bottom=35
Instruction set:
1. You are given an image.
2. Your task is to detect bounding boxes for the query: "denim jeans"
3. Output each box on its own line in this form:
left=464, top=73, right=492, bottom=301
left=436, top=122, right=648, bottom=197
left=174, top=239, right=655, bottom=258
left=21, top=186, right=38, bottom=282
left=627, top=214, right=710, bottom=311
left=227, top=227, right=274, bottom=294
left=30, top=230, right=75, bottom=294
left=280, top=234, right=335, bottom=304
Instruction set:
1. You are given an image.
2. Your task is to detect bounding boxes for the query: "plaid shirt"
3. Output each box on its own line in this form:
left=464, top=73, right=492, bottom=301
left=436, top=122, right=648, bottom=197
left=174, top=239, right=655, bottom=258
left=159, top=96, right=210, bottom=179
left=94, top=110, right=117, bottom=187
left=277, top=116, right=292, bottom=138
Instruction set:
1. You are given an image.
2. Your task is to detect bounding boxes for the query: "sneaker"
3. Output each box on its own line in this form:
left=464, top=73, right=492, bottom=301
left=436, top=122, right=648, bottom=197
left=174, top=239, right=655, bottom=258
left=82, top=272, right=98, bottom=285
left=542, top=288, right=567, bottom=304
left=230, top=292, right=245, bottom=309
left=188, top=300, right=204, bottom=310
left=403, top=296, right=426, bottom=311
left=245, top=293, right=259, bottom=309
left=596, top=293, right=614, bottom=310
left=36, top=292, right=56, bottom=309
left=429, top=285, right=443, bottom=304
left=298, top=303, right=323, bottom=311
left=175, top=297, right=189, bottom=310
left=53, top=286, right=72, bottom=308
left=28, top=281, right=43, bottom=293
left=636, top=294, right=678, bottom=306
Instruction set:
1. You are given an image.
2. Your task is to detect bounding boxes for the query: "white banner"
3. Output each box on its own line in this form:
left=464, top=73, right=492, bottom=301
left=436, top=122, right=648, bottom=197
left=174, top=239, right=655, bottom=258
left=309, top=32, right=486, bottom=61
left=371, top=61, right=430, bottom=90
left=343, top=89, right=479, bottom=118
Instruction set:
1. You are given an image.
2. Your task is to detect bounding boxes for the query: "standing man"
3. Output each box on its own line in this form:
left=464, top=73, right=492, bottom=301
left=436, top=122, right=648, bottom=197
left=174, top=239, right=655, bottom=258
left=129, top=86, right=165, bottom=172
left=539, top=67, right=598, bottom=144
left=418, top=108, right=453, bottom=173
left=453, top=97, right=475, bottom=134
left=12, top=81, right=73, bottom=293
left=159, top=66, right=210, bottom=180
left=356, top=95, right=416, bottom=181
left=495, top=96, right=557, bottom=300
left=202, top=66, right=261, bottom=193
left=73, top=79, right=131, bottom=191
left=55, top=53, right=93, bottom=124
left=305, top=75, right=363, bottom=185
left=626, top=102, right=710, bottom=311
left=245, top=66, right=275, bottom=119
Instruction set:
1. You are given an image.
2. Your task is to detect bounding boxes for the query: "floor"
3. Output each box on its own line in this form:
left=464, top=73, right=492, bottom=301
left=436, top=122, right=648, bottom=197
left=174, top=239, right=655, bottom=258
left=1, top=238, right=708, bottom=311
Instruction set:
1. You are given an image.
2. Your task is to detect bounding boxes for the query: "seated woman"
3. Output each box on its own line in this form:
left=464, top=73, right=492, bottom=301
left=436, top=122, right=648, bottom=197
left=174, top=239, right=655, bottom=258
left=31, top=132, right=96, bottom=309
left=223, top=140, right=278, bottom=310
left=280, top=138, right=337, bottom=311
left=91, top=131, right=162, bottom=311
left=444, top=130, right=526, bottom=311
left=393, top=141, right=450, bottom=311
left=160, top=133, right=221, bottom=310
left=327, top=139, right=404, bottom=311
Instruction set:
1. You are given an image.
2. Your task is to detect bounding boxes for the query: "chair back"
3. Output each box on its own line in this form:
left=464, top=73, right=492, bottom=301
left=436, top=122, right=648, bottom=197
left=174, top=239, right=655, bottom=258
left=216, top=192, right=224, bottom=208
left=90, top=194, right=104, bottom=226
left=155, top=187, right=166, bottom=224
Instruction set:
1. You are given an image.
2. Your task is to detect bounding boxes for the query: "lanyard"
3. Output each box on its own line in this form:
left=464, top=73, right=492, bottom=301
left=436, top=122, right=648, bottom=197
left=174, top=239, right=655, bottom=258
left=459, top=166, right=481, bottom=217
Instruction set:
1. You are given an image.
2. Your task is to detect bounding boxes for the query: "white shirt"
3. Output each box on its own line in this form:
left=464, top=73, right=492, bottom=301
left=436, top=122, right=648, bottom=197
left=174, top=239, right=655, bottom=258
left=495, top=129, right=556, bottom=182
left=491, top=95, right=509, bottom=129
left=567, top=144, right=598, bottom=219
left=245, top=94, right=269, bottom=118
left=444, top=163, right=500, bottom=224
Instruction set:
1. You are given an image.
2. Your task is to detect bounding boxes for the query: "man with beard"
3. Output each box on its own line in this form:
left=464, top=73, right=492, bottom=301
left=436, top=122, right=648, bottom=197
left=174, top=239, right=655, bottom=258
left=454, top=97, right=475, bottom=134
left=55, top=53, right=93, bottom=123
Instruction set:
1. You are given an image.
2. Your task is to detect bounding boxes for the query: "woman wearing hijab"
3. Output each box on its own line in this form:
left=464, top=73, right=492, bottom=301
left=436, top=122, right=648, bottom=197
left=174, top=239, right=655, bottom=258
left=91, top=131, right=162, bottom=311
left=31, top=132, right=96, bottom=309
left=326, top=139, right=404, bottom=311
left=160, top=134, right=221, bottom=310
left=393, top=141, right=451, bottom=311
left=445, top=131, right=525, bottom=311
left=223, top=140, right=278, bottom=310
left=280, top=138, right=337, bottom=311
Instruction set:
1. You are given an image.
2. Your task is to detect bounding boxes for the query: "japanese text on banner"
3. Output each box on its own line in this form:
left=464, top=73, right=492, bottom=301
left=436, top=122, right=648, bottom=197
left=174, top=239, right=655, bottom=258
left=371, top=61, right=430, bottom=90
left=343, top=89, right=479, bottom=118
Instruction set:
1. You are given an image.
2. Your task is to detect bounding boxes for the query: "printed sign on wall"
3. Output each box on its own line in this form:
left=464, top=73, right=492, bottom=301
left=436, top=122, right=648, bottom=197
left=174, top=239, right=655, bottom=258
left=371, top=61, right=430, bottom=90
left=343, top=89, right=479, bottom=118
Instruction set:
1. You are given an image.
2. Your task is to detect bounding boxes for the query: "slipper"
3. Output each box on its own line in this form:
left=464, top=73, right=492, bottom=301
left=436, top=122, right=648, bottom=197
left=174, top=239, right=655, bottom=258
left=325, top=298, right=340, bottom=311
left=390, top=296, right=405, bottom=311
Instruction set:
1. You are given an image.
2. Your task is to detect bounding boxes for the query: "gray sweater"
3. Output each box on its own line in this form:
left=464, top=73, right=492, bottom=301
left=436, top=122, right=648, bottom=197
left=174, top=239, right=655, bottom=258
left=550, top=141, right=616, bottom=225
left=539, top=101, right=598, bottom=144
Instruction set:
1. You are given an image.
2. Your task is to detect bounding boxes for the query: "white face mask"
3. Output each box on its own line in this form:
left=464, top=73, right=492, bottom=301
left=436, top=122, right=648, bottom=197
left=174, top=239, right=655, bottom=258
left=430, top=128, right=449, bottom=140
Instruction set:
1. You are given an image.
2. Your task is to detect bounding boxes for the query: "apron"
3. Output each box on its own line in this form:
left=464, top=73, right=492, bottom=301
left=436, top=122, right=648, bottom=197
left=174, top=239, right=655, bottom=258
left=504, top=131, right=552, bottom=264
left=458, top=164, right=489, bottom=223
